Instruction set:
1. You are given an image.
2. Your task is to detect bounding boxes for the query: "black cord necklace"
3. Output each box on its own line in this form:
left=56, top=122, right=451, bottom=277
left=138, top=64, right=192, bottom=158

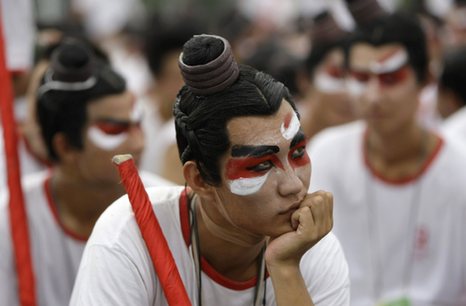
left=188, top=194, right=267, bottom=306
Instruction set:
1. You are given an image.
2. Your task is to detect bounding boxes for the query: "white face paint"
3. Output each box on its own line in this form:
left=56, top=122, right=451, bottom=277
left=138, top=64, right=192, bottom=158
left=280, top=112, right=300, bottom=140
left=346, top=78, right=368, bottom=97
left=87, top=126, right=129, bottom=151
left=370, top=49, right=409, bottom=74
left=131, top=100, right=144, bottom=122
left=228, top=172, right=270, bottom=196
left=314, top=71, right=346, bottom=94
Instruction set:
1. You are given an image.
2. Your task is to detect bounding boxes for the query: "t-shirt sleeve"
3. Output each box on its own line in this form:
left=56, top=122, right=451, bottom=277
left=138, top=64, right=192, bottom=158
left=301, top=232, right=350, bottom=306
left=70, top=244, right=154, bottom=306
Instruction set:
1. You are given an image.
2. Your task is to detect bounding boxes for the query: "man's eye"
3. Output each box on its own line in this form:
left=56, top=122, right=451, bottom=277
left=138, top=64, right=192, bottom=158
left=291, top=147, right=306, bottom=159
left=95, top=123, right=130, bottom=135
left=326, top=66, right=345, bottom=79
left=247, top=160, right=273, bottom=172
left=350, top=71, right=370, bottom=83
left=379, top=70, right=405, bottom=86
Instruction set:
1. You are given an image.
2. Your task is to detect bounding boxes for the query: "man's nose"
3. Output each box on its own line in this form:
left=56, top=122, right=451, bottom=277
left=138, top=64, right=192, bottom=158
left=365, top=77, right=382, bottom=105
left=278, top=163, right=304, bottom=197
left=127, top=124, right=145, bottom=155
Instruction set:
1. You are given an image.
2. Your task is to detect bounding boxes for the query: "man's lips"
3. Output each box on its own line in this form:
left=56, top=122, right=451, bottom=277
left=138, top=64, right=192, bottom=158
left=278, top=202, right=301, bottom=215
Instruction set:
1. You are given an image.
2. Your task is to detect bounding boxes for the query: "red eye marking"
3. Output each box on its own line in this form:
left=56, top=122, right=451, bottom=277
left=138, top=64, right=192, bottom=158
left=378, top=66, right=409, bottom=86
left=288, top=140, right=310, bottom=168
left=326, top=65, right=345, bottom=78
left=226, top=155, right=284, bottom=180
left=95, top=122, right=130, bottom=135
left=350, top=70, right=370, bottom=83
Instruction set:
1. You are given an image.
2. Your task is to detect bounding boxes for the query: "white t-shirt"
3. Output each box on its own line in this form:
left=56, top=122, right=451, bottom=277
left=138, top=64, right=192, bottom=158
left=308, top=121, right=466, bottom=306
left=441, top=106, right=466, bottom=145
left=70, top=186, right=350, bottom=306
left=0, top=170, right=172, bottom=306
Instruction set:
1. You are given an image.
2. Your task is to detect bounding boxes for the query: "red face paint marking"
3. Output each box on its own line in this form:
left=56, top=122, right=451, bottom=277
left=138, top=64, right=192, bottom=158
left=350, top=65, right=410, bottom=88
left=283, top=113, right=292, bottom=130
left=288, top=140, right=310, bottom=168
left=325, top=65, right=345, bottom=79
left=378, top=65, right=409, bottom=86
left=226, top=155, right=284, bottom=180
left=95, top=122, right=131, bottom=135
left=377, top=49, right=400, bottom=63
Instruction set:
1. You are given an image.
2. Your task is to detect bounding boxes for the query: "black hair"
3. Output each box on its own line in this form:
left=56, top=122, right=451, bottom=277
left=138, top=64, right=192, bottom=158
left=36, top=39, right=126, bottom=161
left=439, top=47, right=466, bottom=107
left=345, top=12, right=428, bottom=83
left=304, top=11, right=349, bottom=78
left=144, top=15, right=204, bottom=77
left=305, top=40, right=347, bottom=79
left=174, top=35, right=297, bottom=185
left=243, top=39, right=302, bottom=96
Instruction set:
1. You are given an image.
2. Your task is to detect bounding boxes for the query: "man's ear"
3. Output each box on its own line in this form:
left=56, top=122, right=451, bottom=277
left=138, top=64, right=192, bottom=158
left=183, top=161, right=217, bottom=201
left=52, top=132, right=79, bottom=163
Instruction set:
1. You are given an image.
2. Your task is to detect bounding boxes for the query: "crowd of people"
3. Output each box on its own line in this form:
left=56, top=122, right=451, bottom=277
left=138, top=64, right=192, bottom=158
left=1, top=0, right=465, bottom=305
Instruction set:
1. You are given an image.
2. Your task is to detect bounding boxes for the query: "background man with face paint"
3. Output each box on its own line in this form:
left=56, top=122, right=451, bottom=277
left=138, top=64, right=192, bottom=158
left=0, top=39, right=172, bottom=306
left=300, top=10, right=357, bottom=143
left=437, top=46, right=466, bottom=145
left=308, top=9, right=466, bottom=306
left=70, top=34, right=350, bottom=306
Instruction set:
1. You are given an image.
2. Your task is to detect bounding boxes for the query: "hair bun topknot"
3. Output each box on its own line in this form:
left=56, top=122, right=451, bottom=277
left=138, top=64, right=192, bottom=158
left=178, top=34, right=239, bottom=96
left=50, top=39, right=94, bottom=83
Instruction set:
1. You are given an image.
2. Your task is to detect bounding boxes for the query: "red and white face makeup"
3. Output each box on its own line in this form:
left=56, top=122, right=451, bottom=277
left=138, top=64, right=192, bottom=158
left=225, top=129, right=309, bottom=196
left=87, top=101, right=143, bottom=151
left=347, top=48, right=410, bottom=96
left=280, top=111, right=300, bottom=140
left=314, top=65, right=347, bottom=94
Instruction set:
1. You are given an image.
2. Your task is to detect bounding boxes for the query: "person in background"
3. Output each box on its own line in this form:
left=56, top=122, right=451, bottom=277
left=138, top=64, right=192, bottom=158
left=300, top=10, right=357, bottom=143
left=139, top=16, right=204, bottom=184
left=70, top=34, right=350, bottom=305
left=443, top=0, right=466, bottom=48
left=0, top=39, right=171, bottom=306
left=309, top=10, right=466, bottom=305
left=437, top=46, right=466, bottom=143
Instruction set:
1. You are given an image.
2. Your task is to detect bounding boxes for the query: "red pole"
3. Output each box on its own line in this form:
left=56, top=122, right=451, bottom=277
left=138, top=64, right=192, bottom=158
left=0, top=5, right=37, bottom=306
left=113, top=154, right=191, bottom=306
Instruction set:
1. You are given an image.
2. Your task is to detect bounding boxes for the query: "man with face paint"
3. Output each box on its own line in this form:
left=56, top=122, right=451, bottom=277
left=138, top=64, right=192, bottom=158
left=0, top=39, right=172, bottom=306
left=300, top=11, right=357, bottom=143
left=70, top=35, right=350, bottom=305
left=309, top=9, right=466, bottom=306
left=437, top=46, right=466, bottom=145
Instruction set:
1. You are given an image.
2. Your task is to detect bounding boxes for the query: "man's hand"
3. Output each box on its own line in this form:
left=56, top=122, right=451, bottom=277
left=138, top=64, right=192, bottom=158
left=265, top=190, right=334, bottom=268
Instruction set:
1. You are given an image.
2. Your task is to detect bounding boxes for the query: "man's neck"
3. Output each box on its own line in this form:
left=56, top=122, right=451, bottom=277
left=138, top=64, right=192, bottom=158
left=365, top=122, right=437, bottom=180
left=50, top=168, right=125, bottom=238
left=195, top=197, right=266, bottom=282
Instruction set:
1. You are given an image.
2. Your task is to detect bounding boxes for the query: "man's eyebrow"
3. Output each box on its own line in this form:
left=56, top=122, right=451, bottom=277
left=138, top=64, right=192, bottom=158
left=231, top=145, right=279, bottom=157
left=290, top=131, right=305, bottom=148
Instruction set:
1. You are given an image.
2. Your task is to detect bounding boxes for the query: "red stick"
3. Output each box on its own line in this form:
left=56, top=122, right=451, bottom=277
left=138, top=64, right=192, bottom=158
left=113, top=154, right=191, bottom=306
left=0, top=9, right=37, bottom=306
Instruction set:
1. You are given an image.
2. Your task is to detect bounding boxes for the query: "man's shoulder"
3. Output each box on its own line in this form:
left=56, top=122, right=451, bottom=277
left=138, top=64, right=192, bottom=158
left=88, top=186, right=185, bottom=249
left=0, top=170, right=49, bottom=218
